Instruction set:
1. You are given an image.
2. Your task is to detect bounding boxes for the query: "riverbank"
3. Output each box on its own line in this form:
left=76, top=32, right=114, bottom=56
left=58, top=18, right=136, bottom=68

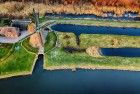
left=44, top=31, right=140, bottom=71
left=51, top=18, right=140, bottom=28
left=44, top=47, right=140, bottom=71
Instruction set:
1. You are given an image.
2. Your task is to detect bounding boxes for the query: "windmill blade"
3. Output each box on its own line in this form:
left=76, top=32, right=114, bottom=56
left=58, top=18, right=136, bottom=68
left=32, top=9, right=39, bottom=30
left=38, top=20, right=56, bottom=30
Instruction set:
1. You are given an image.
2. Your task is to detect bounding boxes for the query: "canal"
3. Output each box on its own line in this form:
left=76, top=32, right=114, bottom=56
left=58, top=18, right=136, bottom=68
left=0, top=55, right=140, bottom=94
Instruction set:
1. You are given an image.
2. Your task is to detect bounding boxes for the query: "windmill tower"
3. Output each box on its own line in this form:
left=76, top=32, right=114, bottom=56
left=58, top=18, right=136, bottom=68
left=27, top=9, right=44, bottom=50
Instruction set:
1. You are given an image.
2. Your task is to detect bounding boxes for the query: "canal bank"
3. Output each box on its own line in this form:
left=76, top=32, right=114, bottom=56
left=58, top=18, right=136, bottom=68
left=44, top=22, right=140, bottom=71
left=1, top=60, right=140, bottom=94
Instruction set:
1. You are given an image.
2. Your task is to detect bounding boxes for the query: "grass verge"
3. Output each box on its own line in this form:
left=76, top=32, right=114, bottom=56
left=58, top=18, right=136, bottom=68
left=53, top=18, right=140, bottom=28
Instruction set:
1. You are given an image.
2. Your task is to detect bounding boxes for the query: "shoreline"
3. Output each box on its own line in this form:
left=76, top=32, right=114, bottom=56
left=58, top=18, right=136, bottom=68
left=54, top=19, right=140, bottom=28
left=44, top=65, right=140, bottom=72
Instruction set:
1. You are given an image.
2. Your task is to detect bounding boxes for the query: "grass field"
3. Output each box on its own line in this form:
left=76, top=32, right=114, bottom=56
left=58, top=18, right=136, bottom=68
left=44, top=32, right=140, bottom=71
left=56, top=32, right=77, bottom=48
left=45, top=47, right=140, bottom=71
left=80, top=34, right=140, bottom=48
left=0, top=42, right=36, bottom=78
left=0, top=43, right=14, bottom=60
left=44, top=32, right=57, bottom=53
left=56, top=32, right=140, bottom=48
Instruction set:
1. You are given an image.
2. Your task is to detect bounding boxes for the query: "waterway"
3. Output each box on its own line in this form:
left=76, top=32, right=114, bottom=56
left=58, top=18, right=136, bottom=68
left=1, top=14, right=140, bottom=94
left=51, top=24, right=140, bottom=57
left=1, top=55, right=140, bottom=94
left=46, top=12, right=140, bottom=21
left=101, top=48, right=140, bottom=57
left=51, top=24, right=140, bottom=36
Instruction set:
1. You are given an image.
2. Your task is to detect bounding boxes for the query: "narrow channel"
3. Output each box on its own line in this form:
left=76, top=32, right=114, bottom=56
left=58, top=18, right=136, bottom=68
left=51, top=24, right=140, bottom=36
left=101, top=48, right=140, bottom=57
left=51, top=24, right=140, bottom=57
left=32, top=54, right=44, bottom=74
left=46, top=12, right=140, bottom=21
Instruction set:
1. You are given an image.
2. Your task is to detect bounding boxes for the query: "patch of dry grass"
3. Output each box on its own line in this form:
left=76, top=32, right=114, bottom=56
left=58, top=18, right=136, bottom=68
left=0, top=1, right=140, bottom=18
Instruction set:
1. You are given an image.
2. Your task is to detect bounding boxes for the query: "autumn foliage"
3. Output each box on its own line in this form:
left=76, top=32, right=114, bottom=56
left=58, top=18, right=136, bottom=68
left=1, top=0, right=140, bottom=18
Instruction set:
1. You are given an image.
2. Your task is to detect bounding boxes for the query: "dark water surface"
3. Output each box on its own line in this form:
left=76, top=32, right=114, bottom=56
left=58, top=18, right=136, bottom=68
left=51, top=24, right=140, bottom=36
left=0, top=55, right=140, bottom=94
left=51, top=24, right=140, bottom=57
left=101, top=48, right=140, bottom=57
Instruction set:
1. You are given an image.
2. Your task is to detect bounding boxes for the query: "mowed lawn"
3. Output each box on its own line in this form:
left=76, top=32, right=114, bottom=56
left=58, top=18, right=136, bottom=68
left=0, top=42, right=36, bottom=77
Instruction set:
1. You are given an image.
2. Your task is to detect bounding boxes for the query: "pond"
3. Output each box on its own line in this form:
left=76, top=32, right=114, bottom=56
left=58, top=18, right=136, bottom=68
left=1, top=55, right=140, bottom=94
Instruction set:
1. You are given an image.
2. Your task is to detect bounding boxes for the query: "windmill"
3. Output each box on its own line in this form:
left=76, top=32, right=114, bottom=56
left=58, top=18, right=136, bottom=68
left=32, top=8, right=41, bottom=33
left=31, top=8, right=52, bottom=33
left=18, top=8, right=55, bottom=42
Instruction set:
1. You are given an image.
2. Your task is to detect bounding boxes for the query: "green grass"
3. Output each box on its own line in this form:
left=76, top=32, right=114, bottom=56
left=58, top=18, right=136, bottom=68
left=44, top=17, right=140, bottom=71
left=22, top=38, right=38, bottom=54
left=44, top=32, right=140, bottom=71
left=57, top=32, right=77, bottom=48
left=0, top=42, right=36, bottom=77
left=80, top=34, right=140, bottom=48
left=44, top=32, right=57, bottom=53
left=45, top=48, right=140, bottom=71
left=0, top=43, right=14, bottom=59
left=56, top=32, right=140, bottom=49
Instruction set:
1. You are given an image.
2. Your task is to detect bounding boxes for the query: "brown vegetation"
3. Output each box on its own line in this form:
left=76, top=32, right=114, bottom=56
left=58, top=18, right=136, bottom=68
left=0, top=27, right=19, bottom=38
left=0, top=0, right=140, bottom=18
left=86, top=46, right=101, bottom=57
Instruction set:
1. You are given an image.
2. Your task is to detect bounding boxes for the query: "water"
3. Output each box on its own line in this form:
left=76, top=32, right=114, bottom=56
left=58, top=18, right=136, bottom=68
left=51, top=24, right=140, bottom=57
left=1, top=14, right=140, bottom=94
left=0, top=55, right=140, bottom=94
left=101, top=48, right=140, bottom=57
left=46, top=12, right=140, bottom=21
left=51, top=24, right=140, bottom=36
